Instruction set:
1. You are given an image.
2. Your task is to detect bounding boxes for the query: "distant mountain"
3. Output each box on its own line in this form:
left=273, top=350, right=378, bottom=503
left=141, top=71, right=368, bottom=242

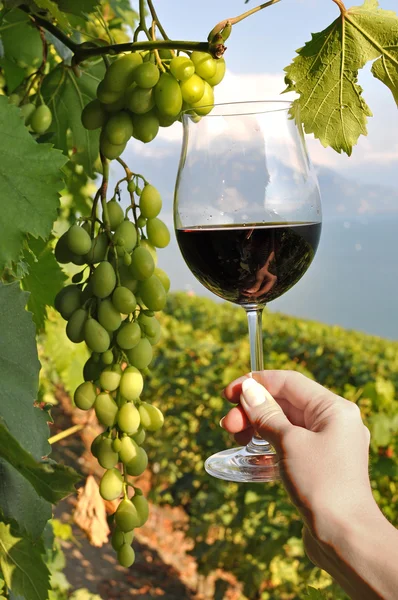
left=317, top=166, right=398, bottom=219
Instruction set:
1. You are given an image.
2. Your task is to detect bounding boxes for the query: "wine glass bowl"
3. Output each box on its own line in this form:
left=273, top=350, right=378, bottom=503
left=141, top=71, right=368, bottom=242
left=174, top=101, right=322, bottom=483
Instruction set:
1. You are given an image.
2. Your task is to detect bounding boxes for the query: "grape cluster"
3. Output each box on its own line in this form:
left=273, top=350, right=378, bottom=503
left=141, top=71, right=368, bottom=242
left=81, top=49, right=226, bottom=153
left=54, top=181, right=169, bottom=568
left=9, top=92, right=53, bottom=134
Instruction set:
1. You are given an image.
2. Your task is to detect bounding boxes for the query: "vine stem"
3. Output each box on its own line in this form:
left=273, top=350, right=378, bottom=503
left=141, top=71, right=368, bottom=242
left=116, top=157, right=140, bottom=237
left=147, top=0, right=169, bottom=40
left=332, top=0, right=346, bottom=12
left=48, top=424, right=84, bottom=445
left=151, top=21, right=166, bottom=72
left=208, top=0, right=281, bottom=39
left=100, top=153, right=111, bottom=232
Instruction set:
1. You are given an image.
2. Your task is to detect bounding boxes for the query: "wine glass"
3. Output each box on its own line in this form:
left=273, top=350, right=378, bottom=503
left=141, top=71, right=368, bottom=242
left=174, top=101, right=322, bottom=483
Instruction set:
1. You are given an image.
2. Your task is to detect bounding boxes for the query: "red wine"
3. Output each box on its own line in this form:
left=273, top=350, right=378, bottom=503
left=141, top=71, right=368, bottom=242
left=176, top=223, right=321, bottom=305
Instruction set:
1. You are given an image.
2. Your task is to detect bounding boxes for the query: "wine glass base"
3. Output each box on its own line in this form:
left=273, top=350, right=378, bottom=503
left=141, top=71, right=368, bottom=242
left=205, top=446, right=281, bottom=483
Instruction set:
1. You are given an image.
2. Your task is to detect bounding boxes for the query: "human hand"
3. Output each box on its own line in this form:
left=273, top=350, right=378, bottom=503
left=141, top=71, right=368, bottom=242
left=221, top=371, right=378, bottom=550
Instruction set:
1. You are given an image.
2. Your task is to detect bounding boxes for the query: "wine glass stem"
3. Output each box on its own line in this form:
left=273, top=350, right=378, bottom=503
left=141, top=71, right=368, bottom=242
left=244, top=306, right=272, bottom=454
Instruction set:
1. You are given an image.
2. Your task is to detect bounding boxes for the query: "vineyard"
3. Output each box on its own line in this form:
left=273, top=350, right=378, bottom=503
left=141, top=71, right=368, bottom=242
left=0, top=0, right=398, bottom=599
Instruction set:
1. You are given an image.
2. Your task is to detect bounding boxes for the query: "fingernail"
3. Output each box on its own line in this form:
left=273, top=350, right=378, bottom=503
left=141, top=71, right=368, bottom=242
left=219, top=417, right=226, bottom=428
left=241, top=378, right=267, bottom=407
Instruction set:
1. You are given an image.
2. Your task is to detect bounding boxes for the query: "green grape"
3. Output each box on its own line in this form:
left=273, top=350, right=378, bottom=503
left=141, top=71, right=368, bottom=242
left=83, top=356, right=103, bottom=382
left=154, top=73, right=183, bottom=118
left=112, top=286, right=137, bottom=314
left=102, top=349, right=114, bottom=365
left=84, top=318, right=110, bottom=353
left=74, top=381, right=96, bottom=410
left=112, top=437, right=122, bottom=452
left=132, top=493, right=149, bottom=526
left=67, top=224, right=92, bottom=256
left=113, top=220, right=137, bottom=254
left=118, top=263, right=139, bottom=293
left=92, top=352, right=101, bottom=363
left=104, top=53, right=143, bottom=92
left=116, top=321, right=141, bottom=350
left=99, top=469, right=123, bottom=501
left=127, top=180, right=136, bottom=193
left=111, top=528, right=134, bottom=551
left=117, top=402, right=140, bottom=434
left=106, top=199, right=124, bottom=231
left=146, top=218, right=170, bottom=248
left=95, top=392, right=118, bottom=427
left=139, top=240, right=158, bottom=265
left=138, top=275, right=167, bottom=312
left=115, top=498, right=141, bottom=531
left=131, top=427, right=146, bottom=446
left=126, top=86, right=155, bottom=114
left=139, top=185, right=162, bottom=219
left=191, top=81, right=214, bottom=115
left=126, top=338, right=153, bottom=370
left=190, top=51, right=217, bottom=80
left=100, top=133, right=126, bottom=160
left=206, top=57, right=226, bottom=86
left=137, top=313, right=159, bottom=337
left=100, top=364, right=122, bottom=391
left=71, top=253, right=87, bottom=266
left=82, top=222, right=91, bottom=234
left=134, top=62, right=160, bottom=89
left=85, top=232, right=108, bottom=264
left=97, top=437, right=119, bottom=469
left=104, top=111, right=133, bottom=146
left=96, top=79, right=123, bottom=105
left=129, top=246, right=155, bottom=281
left=30, top=105, right=52, bottom=134
left=90, top=433, right=104, bottom=459
left=125, top=446, right=148, bottom=476
left=98, top=298, right=122, bottom=332
left=158, top=48, right=173, bottom=59
left=81, top=99, right=107, bottom=130
left=170, top=56, right=195, bottom=81
left=103, top=96, right=126, bottom=112
left=118, top=543, right=135, bottom=568
left=154, top=267, right=170, bottom=293
left=66, top=308, right=88, bottom=343
left=131, top=111, right=159, bottom=144
left=120, top=366, right=144, bottom=401
left=180, top=74, right=205, bottom=104
left=55, top=285, right=82, bottom=320
left=20, top=102, right=36, bottom=124
left=138, top=402, right=164, bottom=432
left=124, top=252, right=132, bottom=266
left=8, top=93, right=21, bottom=106
left=92, top=261, right=117, bottom=298
left=137, top=216, right=147, bottom=228
left=55, top=232, right=74, bottom=264
left=119, top=435, right=139, bottom=464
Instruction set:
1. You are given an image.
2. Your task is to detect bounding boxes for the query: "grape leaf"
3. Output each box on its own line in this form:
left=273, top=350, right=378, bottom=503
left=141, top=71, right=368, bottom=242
left=0, top=282, right=52, bottom=537
left=41, top=61, right=105, bottom=176
left=0, top=522, right=50, bottom=600
left=0, top=9, right=43, bottom=70
left=0, top=98, right=67, bottom=273
left=0, top=57, right=25, bottom=92
left=109, top=0, right=139, bottom=28
left=283, top=0, right=398, bottom=155
left=305, top=589, right=328, bottom=599
left=32, top=0, right=71, bottom=31
left=21, top=237, right=67, bottom=331
left=0, top=421, right=80, bottom=503
left=55, top=0, right=101, bottom=15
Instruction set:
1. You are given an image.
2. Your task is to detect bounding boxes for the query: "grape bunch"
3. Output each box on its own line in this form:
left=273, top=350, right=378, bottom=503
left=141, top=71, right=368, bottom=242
left=81, top=49, right=226, bottom=153
left=54, top=181, right=169, bottom=567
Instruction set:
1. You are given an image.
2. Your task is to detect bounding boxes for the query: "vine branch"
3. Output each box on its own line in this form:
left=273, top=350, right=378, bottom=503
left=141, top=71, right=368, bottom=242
left=208, top=0, right=281, bottom=40
left=147, top=0, right=169, bottom=40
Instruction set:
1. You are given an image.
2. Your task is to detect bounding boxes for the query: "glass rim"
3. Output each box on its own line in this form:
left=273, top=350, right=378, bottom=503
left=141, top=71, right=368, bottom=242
left=181, top=100, right=292, bottom=118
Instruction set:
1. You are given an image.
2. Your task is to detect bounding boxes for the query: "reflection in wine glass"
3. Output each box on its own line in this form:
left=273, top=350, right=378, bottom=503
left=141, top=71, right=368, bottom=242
left=174, top=101, right=322, bottom=483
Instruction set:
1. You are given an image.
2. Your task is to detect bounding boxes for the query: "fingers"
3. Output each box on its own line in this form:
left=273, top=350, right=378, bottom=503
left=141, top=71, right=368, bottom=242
left=224, top=370, right=335, bottom=413
left=220, top=405, right=250, bottom=433
left=234, top=428, right=253, bottom=446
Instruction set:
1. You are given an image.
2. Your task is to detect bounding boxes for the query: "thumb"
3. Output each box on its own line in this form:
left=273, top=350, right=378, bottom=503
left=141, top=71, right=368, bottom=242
left=240, top=377, right=293, bottom=449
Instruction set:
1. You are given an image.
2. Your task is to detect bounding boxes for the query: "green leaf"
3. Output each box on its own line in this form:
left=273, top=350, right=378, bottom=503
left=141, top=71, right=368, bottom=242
left=305, top=588, right=328, bottom=599
left=369, top=413, right=393, bottom=449
left=0, top=421, right=80, bottom=503
left=0, top=282, right=51, bottom=537
left=32, top=0, right=71, bottom=30
left=283, top=0, right=398, bottom=155
left=109, top=0, right=139, bottom=28
left=0, top=97, right=67, bottom=273
left=21, top=237, right=67, bottom=331
left=0, top=9, right=43, bottom=70
left=41, top=62, right=105, bottom=175
left=0, top=57, right=25, bottom=92
left=0, top=521, right=50, bottom=600
left=55, top=0, right=101, bottom=15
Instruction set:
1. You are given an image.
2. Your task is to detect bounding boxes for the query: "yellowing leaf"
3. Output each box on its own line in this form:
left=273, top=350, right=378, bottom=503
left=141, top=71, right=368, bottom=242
left=284, top=0, right=398, bottom=155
